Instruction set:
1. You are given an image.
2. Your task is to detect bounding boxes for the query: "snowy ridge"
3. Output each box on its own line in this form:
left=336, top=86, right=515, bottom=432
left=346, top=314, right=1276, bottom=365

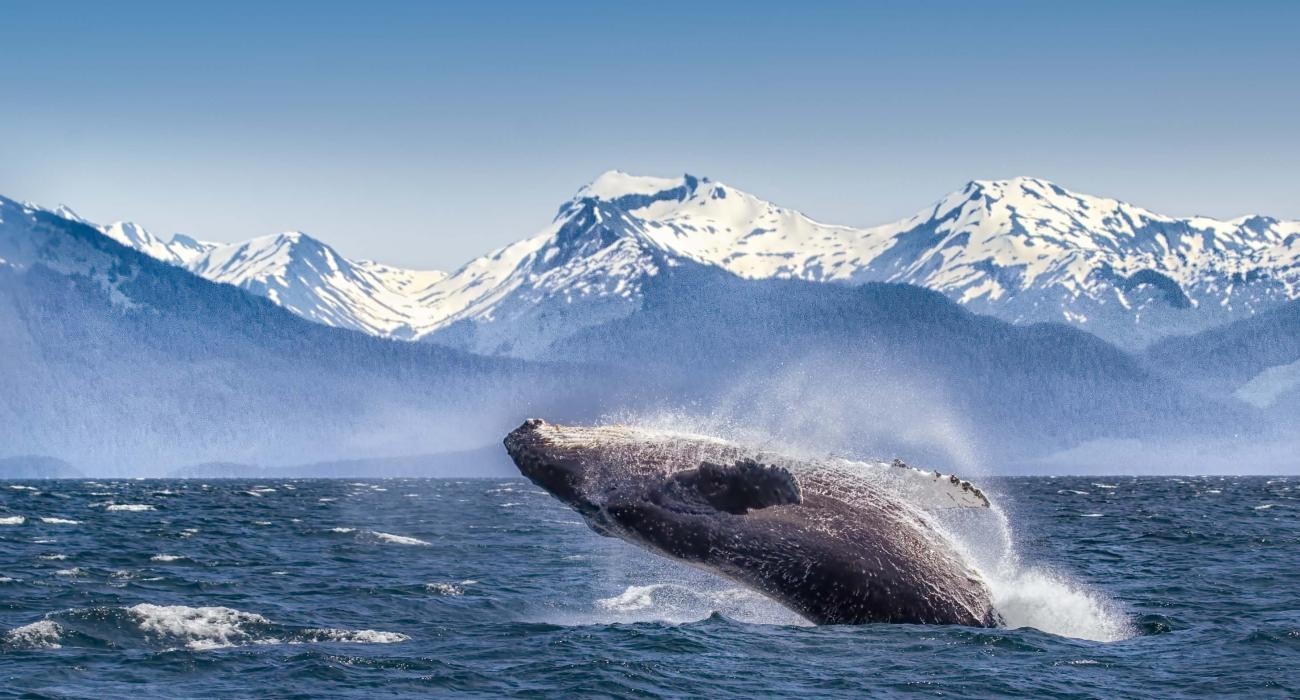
left=26, top=172, right=1300, bottom=353
left=185, top=232, right=449, bottom=338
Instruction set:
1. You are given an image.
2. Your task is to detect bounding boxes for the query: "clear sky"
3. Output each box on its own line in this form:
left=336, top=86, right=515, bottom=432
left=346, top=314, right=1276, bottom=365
left=2, top=1, right=1296, bottom=270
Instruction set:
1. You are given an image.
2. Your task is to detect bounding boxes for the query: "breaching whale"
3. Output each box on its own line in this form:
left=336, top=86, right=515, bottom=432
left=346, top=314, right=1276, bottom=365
left=504, top=419, right=1000, bottom=627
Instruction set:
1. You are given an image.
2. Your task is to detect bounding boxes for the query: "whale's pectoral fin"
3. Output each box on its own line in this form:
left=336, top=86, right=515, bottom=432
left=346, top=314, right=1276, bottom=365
left=675, top=459, right=803, bottom=515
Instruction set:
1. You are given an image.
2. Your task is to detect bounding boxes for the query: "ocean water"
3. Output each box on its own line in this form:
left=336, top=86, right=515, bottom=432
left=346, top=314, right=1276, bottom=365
left=0, top=476, right=1295, bottom=698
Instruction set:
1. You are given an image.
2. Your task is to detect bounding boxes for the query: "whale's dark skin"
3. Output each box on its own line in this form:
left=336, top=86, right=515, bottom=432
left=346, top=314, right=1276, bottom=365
left=504, top=419, right=1000, bottom=627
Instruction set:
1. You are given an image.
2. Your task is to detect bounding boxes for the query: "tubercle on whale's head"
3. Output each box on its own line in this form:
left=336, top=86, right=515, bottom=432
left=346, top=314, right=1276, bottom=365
left=503, top=419, right=594, bottom=513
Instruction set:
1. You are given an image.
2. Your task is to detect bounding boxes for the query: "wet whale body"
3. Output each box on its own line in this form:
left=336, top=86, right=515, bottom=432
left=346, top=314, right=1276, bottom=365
left=504, top=419, right=1000, bottom=627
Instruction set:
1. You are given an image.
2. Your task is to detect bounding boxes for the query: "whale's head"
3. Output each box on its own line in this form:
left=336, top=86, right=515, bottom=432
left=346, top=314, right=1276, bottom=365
left=503, top=419, right=594, bottom=512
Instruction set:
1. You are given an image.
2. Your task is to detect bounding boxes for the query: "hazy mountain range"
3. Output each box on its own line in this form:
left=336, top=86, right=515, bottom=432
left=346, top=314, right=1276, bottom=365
left=3, top=173, right=1299, bottom=475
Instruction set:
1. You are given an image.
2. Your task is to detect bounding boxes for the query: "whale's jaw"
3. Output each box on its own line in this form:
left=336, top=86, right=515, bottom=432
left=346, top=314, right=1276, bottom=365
left=503, top=419, right=589, bottom=512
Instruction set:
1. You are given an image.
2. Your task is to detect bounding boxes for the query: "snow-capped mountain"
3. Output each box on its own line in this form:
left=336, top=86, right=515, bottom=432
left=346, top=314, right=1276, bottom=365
left=42, top=204, right=220, bottom=266
left=185, top=232, right=448, bottom=338
left=555, top=172, right=1300, bottom=350
left=52, top=171, right=1300, bottom=354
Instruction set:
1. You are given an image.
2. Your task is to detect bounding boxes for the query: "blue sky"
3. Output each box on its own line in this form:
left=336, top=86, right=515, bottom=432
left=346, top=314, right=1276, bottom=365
left=2, top=1, right=1296, bottom=269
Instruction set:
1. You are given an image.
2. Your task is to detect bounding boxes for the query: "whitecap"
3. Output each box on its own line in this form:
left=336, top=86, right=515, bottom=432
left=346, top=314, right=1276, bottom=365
left=38, top=554, right=68, bottom=561
left=1254, top=504, right=1277, bottom=511
left=128, top=604, right=409, bottom=651
left=371, top=532, right=430, bottom=546
left=54, top=567, right=84, bottom=577
left=328, top=527, right=356, bottom=533
left=587, top=582, right=808, bottom=627
left=105, top=504, right=154, bottom=512
left=151, top=554, right=185, bottom=562
left=4, top=620, right=63, bottom=649
left=1079, top=513, right=1104, bottom=518
left=0, top=516, right=25, bottom=525
left=39, top=517, right=79, bottom=525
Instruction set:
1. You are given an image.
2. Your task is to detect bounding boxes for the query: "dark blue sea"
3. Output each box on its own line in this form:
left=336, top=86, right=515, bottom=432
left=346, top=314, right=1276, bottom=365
left=0, top=476, right=1295, bottom=698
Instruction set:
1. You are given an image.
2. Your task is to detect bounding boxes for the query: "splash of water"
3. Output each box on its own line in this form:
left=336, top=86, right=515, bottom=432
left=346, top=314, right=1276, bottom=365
left=935, top=503, right=1135, bottom=642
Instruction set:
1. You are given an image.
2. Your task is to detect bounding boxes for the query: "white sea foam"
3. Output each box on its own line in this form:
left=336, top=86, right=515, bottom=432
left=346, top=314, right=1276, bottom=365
left=39, top=517, right=79, bottom=525
left=590, top=582, right=809, bottom=627
left=38, top=554, right=68, bottom=561
left=128, top=604, right=408, bottom=650
left=150, top=554, right=185, bottom=562
left=105, top=504, right=155, bottom=512
left=4, top=620, right=64, bottom=649
left=426, top=580, right=476, bottom=596
left=328, top=527, right=356, bottom=533
left=372, top=532, right=430, bottom=546
left=0, top=516, right=25, bottom=525
left=46, top=604, right=411, bottom=651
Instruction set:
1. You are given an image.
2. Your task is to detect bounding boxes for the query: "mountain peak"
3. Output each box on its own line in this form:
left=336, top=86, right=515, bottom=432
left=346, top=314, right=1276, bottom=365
left=51, top=204, right=89, bottom=224
left=576, top=170, right=698, bottom=200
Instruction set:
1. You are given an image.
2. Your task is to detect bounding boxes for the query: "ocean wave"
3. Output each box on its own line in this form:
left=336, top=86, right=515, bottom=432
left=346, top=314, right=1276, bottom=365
left=579, top=582, right=809, bottom=627
left=5, top=620, right=64, bottom=649
left=426, top=579, right=478, bottom=596
left=39, top=517, right=80, bottom=525
left=3, top=604, right=409, bottom=652
left=371, top=531, right=431, bottom=546
left=0, top=515, right=26, bottom=525
left=105, top=504, right=155, bottom=512
left=150, top=554, right=185, bottom=563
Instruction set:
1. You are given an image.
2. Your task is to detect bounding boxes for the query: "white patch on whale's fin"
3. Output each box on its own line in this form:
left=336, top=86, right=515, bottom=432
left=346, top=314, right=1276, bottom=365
left=827, top=457, right=990, bottom=509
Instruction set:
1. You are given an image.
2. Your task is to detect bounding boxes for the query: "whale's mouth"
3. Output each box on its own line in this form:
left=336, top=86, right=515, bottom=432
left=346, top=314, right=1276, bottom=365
left=504, top=419, right=605, bottom=525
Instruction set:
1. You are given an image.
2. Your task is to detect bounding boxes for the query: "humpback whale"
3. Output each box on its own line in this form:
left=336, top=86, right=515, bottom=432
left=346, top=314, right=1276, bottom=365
left=504, top=419, right=1000, bottom=627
